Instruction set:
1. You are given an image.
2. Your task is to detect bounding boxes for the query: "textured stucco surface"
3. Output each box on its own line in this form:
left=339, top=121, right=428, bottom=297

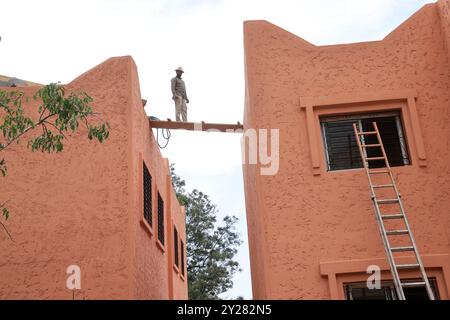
left=129, top=57, right=187, bottom=299
left=439, top=0, right=450, bottom=61
left=0, top=56, right=187, bottom=299
left=172, top=194, right=188, bottom=300
left=129, top=57, right=169, bottom=300
left=243, top=0, right=450, bottom=299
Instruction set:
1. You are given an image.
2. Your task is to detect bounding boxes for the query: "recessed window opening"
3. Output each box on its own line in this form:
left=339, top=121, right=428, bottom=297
left=321, top=111, right=410, bottom=171
left=157, top=193, right=165, bottom=245
left=174, top=226, right=179, bottom=268
left=180, top=240, right=185, bottom=277
left=143, top=162, right=152, bottom=227
left=344, top=279, right=439, bottom=300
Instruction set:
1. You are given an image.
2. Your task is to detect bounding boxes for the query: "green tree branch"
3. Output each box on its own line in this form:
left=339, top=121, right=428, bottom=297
left=0, top=83, right=110, bottom=240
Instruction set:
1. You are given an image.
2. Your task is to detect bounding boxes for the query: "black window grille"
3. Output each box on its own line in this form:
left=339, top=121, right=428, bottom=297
left=321, top=112, right=410, bottom=171
left=180, top=240, right=185, bottom=277
left=345, top=279, right=439, bottom=300
left=174, top=227, right=179, bottom=268
left=157, top=193, right=165, bottom=245
left=143, top=163, right=152, bottom=227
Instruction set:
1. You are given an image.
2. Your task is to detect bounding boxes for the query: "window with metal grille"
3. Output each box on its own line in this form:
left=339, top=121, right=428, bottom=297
left=321, top=112, right=410, bottom=171
left=180, top=240, right=185, bottom=277
left=157, top=193, right=165, bottom=245
left=344, top=279, right=439, bottom=300
left=143, top=162, right=152, bottom=227
left=174, top=226, right=179, bottom=268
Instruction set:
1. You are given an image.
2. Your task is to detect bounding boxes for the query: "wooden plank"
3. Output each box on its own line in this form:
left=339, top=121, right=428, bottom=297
left=149, top=118, right=243, bottom=133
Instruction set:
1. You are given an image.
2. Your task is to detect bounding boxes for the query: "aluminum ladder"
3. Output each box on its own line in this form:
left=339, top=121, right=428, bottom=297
left=352, top=121, right=435, bottom=300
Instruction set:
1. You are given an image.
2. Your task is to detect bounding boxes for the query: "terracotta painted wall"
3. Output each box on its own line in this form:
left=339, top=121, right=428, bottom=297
left=242, top=80, right=270, bottom=299
left=243, top=0, right=450, bottom=299
left=0, top=56, right=187, bottom=299
left=438, top=0, right=450, bottom=61
left=128, top=58, right=188, bottom=299
left=172, top=199, right=188, bottom=300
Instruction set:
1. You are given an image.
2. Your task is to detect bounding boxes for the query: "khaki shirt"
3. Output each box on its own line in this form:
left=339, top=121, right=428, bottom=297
left=171, top=76, right=188, bottom=100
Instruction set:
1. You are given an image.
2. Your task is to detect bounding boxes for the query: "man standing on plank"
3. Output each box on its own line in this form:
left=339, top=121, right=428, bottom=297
left=171, top=67, right=189, bottom=122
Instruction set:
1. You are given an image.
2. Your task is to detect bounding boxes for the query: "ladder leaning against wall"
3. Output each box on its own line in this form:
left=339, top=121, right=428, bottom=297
left=352, top=121, right=435, bottom=300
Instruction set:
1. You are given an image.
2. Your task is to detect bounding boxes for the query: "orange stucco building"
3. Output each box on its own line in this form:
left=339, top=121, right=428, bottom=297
left=243, top=0, right=450, bottom=299
left=0, top=57, right=187, bottom=299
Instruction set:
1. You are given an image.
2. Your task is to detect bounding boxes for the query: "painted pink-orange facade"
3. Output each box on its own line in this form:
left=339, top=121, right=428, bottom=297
left=243, top=0, right=450, bottom=299
left=0, top=56, right=187, bottom=299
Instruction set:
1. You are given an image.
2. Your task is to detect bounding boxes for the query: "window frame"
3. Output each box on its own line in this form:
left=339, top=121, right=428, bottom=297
left=143, top=161, right=153, bottom=230
left=320, top=111, right=410, bottom=172
left=300, top=90, right=428, bottom=175
left=344, top=278, right=439, bottom=300
left=173, top=226, right=179, bottom=271
left=156, top=192, right=165, bottom=249
left=345, top=281, right=396, bottom=300
left=180, top=239, right=185, bottom=279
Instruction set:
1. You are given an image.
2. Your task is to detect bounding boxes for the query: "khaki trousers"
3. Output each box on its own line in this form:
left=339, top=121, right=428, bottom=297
left=174, top=95, right=187, bottom=122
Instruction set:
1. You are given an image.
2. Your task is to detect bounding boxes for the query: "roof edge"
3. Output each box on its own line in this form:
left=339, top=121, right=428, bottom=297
left=69, top=55, right=136, bottom=85
left=244, top=20, right=316, bottom=47
left=244, top=2, right=437, bottom=48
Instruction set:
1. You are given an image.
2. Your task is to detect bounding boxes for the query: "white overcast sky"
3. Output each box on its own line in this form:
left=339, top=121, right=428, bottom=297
left=0, top=0, right=435, bottom=299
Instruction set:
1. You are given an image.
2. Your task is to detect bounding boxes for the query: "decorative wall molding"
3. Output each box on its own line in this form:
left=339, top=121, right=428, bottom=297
left=300, top=90, right=427, bottom=175
left=319, top=254, right=450, bottom=299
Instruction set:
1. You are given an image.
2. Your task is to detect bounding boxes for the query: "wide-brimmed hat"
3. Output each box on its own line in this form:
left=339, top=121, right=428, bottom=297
left=175, top=67, right=184, bottom=73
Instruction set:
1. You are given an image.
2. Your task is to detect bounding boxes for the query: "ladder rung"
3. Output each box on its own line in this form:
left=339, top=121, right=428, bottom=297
left=357, top=131, right=377, bottom=136
left=381, top=214, right=404, bottom=220
left=391, top=246, right=415, bottom=252
left=396, top=264, right=420, bottom=270
left=365, top=157, right=386, bottom=161
left=386, top=230, right=409, bottom=236
left=373, top=184, right=395, bottom=189
left=401, top=282, right=426, bottom=288
left=361, top=144, right=381, bottom=148
left=377, top=199, right=399, bottom=204
left=369, top=170, right=389, bottom=174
